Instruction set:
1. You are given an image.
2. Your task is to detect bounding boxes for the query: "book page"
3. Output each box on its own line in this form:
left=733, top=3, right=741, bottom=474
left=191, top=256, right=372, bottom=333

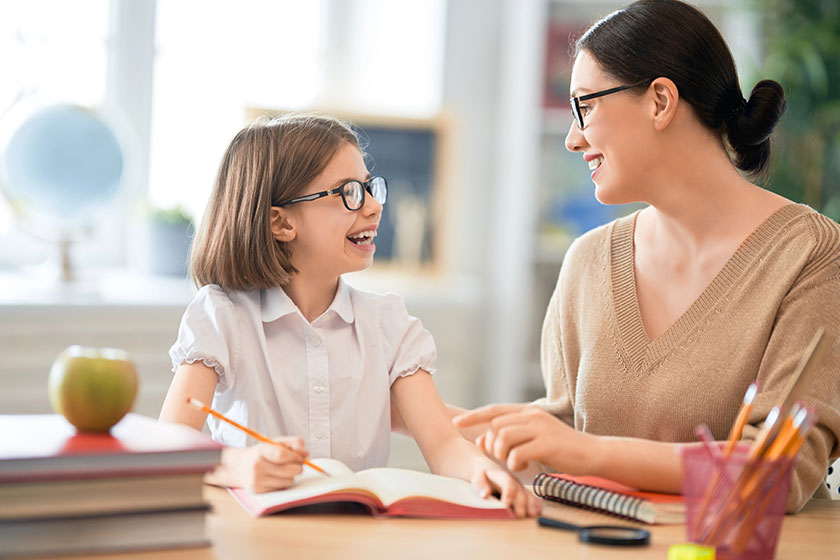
left=240, top=458, right=378, bottom=510
left=355, top=468, right=506, bottom=510
left=299, top=458, right=356, bottom=480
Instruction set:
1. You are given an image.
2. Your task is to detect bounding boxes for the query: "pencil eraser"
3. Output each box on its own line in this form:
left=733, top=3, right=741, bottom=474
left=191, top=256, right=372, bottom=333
left=667, top=543, right=715, bottom=560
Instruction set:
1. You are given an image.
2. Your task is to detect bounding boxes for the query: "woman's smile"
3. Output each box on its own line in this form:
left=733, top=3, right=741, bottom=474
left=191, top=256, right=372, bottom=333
left=585, top=153, right=604, bottom=179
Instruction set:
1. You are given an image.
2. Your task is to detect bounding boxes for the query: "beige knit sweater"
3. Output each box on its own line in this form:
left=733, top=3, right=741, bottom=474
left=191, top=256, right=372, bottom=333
left=534, top=203, right=840, bottom=511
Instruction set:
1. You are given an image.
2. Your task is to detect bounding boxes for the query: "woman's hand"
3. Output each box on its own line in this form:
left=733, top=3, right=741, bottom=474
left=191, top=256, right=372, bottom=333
left=207, top=437, right=309, bottom=493
left=454, top=404, right=595, bottom=474
left=470, top=461, right=542, bottom=518
left=450, top=402, right=532, bottom=441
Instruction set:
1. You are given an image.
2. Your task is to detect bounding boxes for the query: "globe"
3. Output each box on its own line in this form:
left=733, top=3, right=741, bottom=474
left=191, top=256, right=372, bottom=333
left=1, top=104, right=123, bottom=225
left=0, top=103, right=125, bottom=281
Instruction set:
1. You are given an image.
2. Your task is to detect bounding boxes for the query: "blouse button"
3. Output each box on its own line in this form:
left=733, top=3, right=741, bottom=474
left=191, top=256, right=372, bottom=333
left=314, top=383, right=325, bottom=393
left=315, top=430, right=325, bottom=439
left=310, top=336, right=322, bottom=347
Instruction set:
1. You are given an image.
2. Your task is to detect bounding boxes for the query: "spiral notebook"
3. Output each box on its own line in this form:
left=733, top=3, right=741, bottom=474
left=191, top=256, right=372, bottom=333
left=532, top=472, right=685, bottom=524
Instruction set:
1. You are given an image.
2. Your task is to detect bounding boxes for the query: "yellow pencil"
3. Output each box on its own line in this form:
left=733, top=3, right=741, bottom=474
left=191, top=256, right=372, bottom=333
left=187, top=398, right=330, bottom=477
left=692, top=383, right=759, bottom=536
left=763, top=404, right=802, bottom=461
left=724, top=382, right=758, bottom=455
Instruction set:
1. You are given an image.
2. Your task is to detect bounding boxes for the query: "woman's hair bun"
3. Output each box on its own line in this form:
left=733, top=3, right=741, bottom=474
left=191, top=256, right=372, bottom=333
left=576, top=0, right=786, bottom=180
left=728, top=80, right=786, bottom=176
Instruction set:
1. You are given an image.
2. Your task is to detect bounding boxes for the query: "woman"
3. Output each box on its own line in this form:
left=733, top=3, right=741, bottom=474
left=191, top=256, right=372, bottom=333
left=453, top=0, right=840, bottom=512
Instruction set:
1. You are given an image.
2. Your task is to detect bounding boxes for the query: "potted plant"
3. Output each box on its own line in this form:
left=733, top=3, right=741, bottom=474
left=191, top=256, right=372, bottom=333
left=142, top=205, right=195, bottom=277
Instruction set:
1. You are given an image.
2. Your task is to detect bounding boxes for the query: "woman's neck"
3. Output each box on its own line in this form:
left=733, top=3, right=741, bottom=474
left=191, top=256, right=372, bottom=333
left=283, top=274, right=340, bottom=323
left=638, top=129, right=789, bottom=256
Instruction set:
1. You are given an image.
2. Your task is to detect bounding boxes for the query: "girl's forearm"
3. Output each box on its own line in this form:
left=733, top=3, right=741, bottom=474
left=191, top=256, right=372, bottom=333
left=425, top=434, right=492, bottom=481
left=395, top=401, right=488, bottom=442
left=587, top=435, right=686, bottom=493
left=391, top=372, right=491, bottom=480
left=447, top=404, right=491, bottom=442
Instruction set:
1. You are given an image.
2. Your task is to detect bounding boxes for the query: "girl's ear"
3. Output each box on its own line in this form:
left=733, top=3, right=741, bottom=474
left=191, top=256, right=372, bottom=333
left=270, top=207, right=297, bottom=242
left=650, top=77, right=679, bottom=131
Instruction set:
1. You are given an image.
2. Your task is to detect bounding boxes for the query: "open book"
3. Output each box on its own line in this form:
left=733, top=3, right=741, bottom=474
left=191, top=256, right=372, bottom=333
left=533, top=472, right=685, bottom=524
left=229, top=458, right=514, bottom=519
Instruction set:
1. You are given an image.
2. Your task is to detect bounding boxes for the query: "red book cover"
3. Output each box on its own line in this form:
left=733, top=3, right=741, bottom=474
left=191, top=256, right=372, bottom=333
left=546, top=473, right=685, bottom=504
left=0, top=414, right=222, bottom=482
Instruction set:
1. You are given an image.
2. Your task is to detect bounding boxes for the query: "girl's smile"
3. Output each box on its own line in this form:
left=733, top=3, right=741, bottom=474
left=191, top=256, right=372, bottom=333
left=346, top=225, right=378, bottom=252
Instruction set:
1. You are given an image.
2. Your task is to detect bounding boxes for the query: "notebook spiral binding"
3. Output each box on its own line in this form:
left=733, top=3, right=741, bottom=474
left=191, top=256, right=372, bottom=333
left=532, top=473, right=649, bottom=522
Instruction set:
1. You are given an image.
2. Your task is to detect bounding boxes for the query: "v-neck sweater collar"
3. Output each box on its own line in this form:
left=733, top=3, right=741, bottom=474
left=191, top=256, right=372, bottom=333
left=609, top=203, right=809, bottom=374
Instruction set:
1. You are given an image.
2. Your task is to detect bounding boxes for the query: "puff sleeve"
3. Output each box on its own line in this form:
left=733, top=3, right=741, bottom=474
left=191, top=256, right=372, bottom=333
left=380, top=293, right=437, bottom=386
left=168, top=285, right=240, bottom=391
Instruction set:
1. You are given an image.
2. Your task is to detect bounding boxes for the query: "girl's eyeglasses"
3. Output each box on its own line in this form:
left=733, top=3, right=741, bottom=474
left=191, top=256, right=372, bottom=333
left=275, top=176, right=388, bottom=212
left=570, top=80, right=649, bottom=129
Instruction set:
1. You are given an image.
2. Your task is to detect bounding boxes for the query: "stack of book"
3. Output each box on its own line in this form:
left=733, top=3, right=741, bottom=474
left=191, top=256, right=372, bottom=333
left=0, top=413, right=222, bottom=557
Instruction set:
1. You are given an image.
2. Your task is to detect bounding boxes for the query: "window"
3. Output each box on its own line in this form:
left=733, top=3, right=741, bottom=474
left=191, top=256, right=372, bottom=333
left=0, top=0, right=445, bottom=272
left=0, top=0, right=109, bottom=268
left=148, top=0, right=327, bottom=220
left=149, top=0, right=445, bottom=226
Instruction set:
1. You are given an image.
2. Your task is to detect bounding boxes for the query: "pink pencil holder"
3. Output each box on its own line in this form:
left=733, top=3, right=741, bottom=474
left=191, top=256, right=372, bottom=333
left=681, top=444, right=793, bottom=560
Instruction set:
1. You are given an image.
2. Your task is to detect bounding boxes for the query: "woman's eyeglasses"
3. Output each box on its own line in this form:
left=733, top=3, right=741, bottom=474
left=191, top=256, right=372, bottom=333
left=570, top=80, right=649, bottom=129
left=275, top=176, right=388, bottom=212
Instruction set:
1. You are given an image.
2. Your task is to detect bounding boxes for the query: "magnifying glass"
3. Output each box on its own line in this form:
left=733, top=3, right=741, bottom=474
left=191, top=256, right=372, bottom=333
left=538, top=516, right=651, bottom=546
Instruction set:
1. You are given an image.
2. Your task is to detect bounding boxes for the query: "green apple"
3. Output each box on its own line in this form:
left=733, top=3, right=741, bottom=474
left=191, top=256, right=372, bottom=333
left=48, top=345, right=139, bottom=433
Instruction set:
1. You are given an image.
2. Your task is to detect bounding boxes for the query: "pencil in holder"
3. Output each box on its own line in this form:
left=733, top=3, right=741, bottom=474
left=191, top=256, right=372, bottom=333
left=681, top=444, right=793, bottom=560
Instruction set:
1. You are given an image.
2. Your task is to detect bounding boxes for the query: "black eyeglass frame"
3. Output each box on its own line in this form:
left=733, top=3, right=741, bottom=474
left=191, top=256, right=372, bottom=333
left=570, top=80, right=650, bottom=129
left=274, top=176, right=387, bottom=212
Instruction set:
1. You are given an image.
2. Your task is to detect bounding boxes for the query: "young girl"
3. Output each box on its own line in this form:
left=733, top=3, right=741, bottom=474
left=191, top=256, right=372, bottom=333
left=159, top=113, right=539, bottom=518
left=453, top=0, right=840, bottom=513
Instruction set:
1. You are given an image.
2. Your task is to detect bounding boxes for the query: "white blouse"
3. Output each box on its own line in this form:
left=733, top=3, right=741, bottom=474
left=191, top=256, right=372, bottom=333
left=168, top=277, right=437, bottom=471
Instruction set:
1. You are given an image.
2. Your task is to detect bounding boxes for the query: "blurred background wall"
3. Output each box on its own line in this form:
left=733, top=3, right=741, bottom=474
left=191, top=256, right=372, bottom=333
left=1, top=0, right=837, bottom=468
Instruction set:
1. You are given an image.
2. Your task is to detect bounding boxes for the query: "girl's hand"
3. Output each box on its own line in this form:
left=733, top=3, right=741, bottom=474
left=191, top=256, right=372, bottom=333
left=456, top=405, right=594, bottom=474
left=212, top=437, right=309, bottom=493
left=471, top=462, right=542, bottom=518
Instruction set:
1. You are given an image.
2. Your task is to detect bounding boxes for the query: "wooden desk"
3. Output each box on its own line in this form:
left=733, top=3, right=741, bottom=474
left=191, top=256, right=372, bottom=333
left=97, top=488, right=839, bottom=559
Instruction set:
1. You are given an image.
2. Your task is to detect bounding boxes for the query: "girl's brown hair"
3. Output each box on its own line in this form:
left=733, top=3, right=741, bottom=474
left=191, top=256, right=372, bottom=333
left=190, top=113, right=359, bottom=290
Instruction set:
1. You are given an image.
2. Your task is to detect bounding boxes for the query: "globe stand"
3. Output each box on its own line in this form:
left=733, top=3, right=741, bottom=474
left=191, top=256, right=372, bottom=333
left=54, top=237, right=74, bottom=283
left=14, top=219, right=93, bottom=291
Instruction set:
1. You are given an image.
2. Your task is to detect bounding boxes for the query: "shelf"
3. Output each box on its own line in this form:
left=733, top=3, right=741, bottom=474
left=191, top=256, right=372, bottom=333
left=0, top=269, right=196, bottom=308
